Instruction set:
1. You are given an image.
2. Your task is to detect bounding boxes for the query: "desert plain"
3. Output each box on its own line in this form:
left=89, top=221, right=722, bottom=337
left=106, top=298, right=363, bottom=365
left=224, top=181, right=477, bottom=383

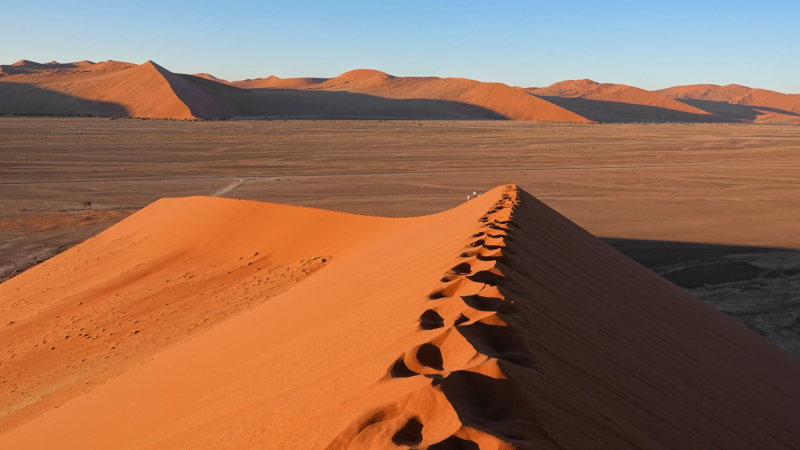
left=1, top=117, right=800, bottom=448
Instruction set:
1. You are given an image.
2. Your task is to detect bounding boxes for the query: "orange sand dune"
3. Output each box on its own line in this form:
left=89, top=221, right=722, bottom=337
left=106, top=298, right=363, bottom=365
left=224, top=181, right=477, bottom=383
left=528, top=79, right=727, bottom=123
left=1, top=186, right=798, bottom=449
left=0, top=61, right=589, bottom=121
left=292, top=69, right=592, bottom=122
left=657, top=84, right=800, bottom=118
left=0, top=60, right=241, bottom=119
left=2, top=58, right=798, bottom=123
left=232, top=75, right=328, bottom=89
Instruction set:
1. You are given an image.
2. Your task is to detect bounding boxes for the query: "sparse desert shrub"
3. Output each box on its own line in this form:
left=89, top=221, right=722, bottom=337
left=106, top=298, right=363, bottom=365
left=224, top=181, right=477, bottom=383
left=81, top=201, right=92, bottom=210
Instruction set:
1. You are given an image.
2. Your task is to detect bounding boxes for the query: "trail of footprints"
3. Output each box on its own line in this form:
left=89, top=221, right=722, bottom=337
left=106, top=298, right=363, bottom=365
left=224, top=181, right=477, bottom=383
left=327, top=187, right=560, bottom=450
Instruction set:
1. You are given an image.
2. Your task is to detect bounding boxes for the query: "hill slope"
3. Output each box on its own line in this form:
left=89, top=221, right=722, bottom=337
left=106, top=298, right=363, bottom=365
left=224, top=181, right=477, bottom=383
left=657, top=84, right=800, bottom=123
left=232, top=75, right=328, bottom=89
left=0, top=61, right=589, bottom=121
left=0, top=60, right=243, bottom=119
left=1, top=186, right=798, bottom=449
left=294, top=69, right=592, bottom=122
left=528, top=79, right=728, bottom=122
left=3, top=60, right=800, bottom=123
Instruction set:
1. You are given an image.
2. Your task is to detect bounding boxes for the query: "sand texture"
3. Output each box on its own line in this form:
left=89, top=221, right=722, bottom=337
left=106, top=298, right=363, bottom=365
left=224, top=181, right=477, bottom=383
left=1, top=185, right=798, bottom=449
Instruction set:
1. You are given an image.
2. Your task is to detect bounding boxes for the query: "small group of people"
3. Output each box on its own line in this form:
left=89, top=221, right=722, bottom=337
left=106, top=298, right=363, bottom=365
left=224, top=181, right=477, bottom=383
left=466, top=190, right=483, bottom=201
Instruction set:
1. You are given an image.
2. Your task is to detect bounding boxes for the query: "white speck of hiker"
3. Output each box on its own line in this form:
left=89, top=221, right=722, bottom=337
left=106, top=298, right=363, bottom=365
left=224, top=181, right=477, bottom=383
left=467, top=194, right=470, bottom=202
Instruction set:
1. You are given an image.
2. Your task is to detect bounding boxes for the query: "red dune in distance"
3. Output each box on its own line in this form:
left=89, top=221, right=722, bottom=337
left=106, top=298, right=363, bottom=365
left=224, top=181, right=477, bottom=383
left=291, top=69, right=591, bottom=122
left=656, top=84, right=800, bottom=124
left=2, top=59, right=799, bottom=123
left=1, top=185, right=799, bottom=449
left=232, top=75, right=328, bottom=89
left=0, top=60, right=237, bottom=119
left=0, top=60, right=588, bottom=122
left=526, top=79, right=727, bottom=123
left=530, top=79, right=711, bottom=113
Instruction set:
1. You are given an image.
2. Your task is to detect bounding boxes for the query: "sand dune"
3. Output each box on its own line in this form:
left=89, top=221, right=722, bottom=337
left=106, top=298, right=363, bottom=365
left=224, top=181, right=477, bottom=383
left=0, top=60, right=242, bottom=119
left=291, top=69, right=592, bottom=122
left=527, top=79, right=727, bottom=122
left=657, top=84, right=800, bottom=121
left=1, top=185, right=798, bottom=449
left=2, top=59, right=798, bottom=123
left=232, top=75, right=328, bottom=89
left=0, top=61, right=589, bottom=122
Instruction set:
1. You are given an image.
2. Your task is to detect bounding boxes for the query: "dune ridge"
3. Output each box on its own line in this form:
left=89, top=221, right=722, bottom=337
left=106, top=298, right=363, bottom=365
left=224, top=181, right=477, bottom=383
left=527, top=79, right=729, bottom=123
left=1, top=186, right=799, bottom=449
left=297, top=70, right=591, bottom=122
left=657, top=84, right=800, bottom=123
left=530, top=79, right=710, bottom=113
left=232, top=75, right=328, bottom=89
left=3, top=59, right=799, bottom=122
left=0, top=60, right=235, bottom=118
left=0, top=61, right=588, bottom=121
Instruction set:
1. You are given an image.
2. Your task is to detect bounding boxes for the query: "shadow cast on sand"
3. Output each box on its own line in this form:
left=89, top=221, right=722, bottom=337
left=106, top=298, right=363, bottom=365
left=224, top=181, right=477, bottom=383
left=533, top=95, right=737, bottom=123
left=235, top=88, right=510, bottom=120
left=603, top=237, right=800, bottom=358
left=601, top=238, right=790, bottom=269
left=0, top=82, right=129, bottom=117
left=674, top=99, right=800, bottom=120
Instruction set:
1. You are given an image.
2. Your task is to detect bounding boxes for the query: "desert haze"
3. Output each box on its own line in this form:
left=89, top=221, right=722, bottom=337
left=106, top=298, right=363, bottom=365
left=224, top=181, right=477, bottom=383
left=2, top=59, right=800, bottom=123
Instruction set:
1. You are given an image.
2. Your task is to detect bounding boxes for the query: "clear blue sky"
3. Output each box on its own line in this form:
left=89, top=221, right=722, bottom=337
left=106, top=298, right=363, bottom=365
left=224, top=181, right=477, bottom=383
left=2, top=0, right=798, bottom=92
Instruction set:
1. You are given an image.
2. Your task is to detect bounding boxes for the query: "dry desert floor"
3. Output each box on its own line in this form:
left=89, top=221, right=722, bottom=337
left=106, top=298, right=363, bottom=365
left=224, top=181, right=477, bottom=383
left=2, top=118, right=800, bottom=356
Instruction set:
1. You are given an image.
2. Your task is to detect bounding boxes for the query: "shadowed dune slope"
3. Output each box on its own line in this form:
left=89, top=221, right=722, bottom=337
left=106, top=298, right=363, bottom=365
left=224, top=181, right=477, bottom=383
left=4, top=60, right=800, bottom=123
left=1, top=186, right=799, bottom=449
left=0, top=61, right=588, bottom=121
left=657, top=84, right=800, bottom=122
left=295, top=70, right=592, bottom=122
left=192, top=73, right=232, bottom=85
left=527, top=79, right=729, bottom=123
left=0, top=60, right=241, bottom=119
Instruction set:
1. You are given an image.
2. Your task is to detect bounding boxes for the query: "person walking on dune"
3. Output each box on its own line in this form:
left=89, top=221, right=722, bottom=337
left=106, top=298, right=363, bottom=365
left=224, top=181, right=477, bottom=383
left=467, top=194, right=471, bottom=202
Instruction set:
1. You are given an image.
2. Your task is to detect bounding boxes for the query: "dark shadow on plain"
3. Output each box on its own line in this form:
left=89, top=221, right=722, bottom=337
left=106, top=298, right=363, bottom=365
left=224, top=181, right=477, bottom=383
left=602, top=237, right=800, bottom=290
left=674, top=98, right=800, bottom=120
left=0, top=81, right=129, bottom=116
left=531, top=95, right=738, bottom=123
left=604, top=238, right=800, bottom=359
left=601, top=238, right=788, bottom=269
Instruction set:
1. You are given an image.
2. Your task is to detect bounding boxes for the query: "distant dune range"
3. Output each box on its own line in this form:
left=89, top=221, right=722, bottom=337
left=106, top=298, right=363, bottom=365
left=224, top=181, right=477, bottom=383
left=1, top=59, right=799, bottom=123
left=656, top=84, right=800, bottom=124
left=1, top=185, right=799, bottom=449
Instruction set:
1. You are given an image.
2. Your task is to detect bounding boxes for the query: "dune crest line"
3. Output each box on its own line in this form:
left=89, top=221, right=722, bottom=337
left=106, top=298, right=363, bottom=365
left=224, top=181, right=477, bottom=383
left=326, top=187, right=558, bottom=449
left=1, top=186, right=800, bottom=449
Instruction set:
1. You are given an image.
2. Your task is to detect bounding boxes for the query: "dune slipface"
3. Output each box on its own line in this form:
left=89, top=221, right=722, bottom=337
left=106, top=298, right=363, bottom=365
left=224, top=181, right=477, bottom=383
left=0, top=186, right=799, bottom=449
